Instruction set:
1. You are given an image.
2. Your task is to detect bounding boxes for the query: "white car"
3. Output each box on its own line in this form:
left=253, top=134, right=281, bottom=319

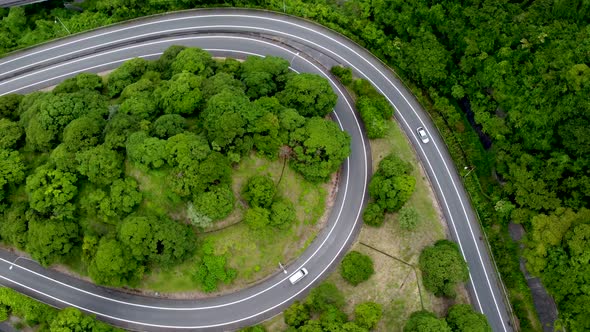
left=289, top=268, right=308, bottom=284
left=416, top=127, right=429, bottom=143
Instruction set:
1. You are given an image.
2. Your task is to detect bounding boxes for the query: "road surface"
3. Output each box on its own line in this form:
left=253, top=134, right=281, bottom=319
left=0, top=8, right=513, bottom=332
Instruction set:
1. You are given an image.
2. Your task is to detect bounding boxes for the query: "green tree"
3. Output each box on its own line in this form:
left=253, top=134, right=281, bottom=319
left=49, top=144, right=78, bottom=172
left=242, top=175, right=276, bottom=208
left=156, top=45, right=186, bottom=79
left=88, top=237, right=143, bottom=286
left=0, top=93, right=23, bottom=120
left=419, top=240, right=469, bottom=298
left=284, top=301, right=310, bottom=328
left=0, top=203, right=29, bottom=249
left=26, top=218, right=79, bottom=266
left=0, top=149, right=25, bottom=189
left=0, top=118, right=23, bottom=149
left=192, top=185, right=235, bottom=221
left=25, top=165, right=78, bottom=218
left=269, top=199, right=296, bottom=228
left=49, top=307, right=99, bottom=331
left=305, top=282, right=345, bottom=313
left=403, top=311, right=451, bottom=332
left=201, top=90, right=249, bottom=150
left=155, top=72, right=203, bottom=115
left=118, top=215, right=156, bottom=261
left=192, top=239, right=236, bottom=292
left=171, top=47, right=214, bottom=77
left=340, top=251, right=374, bottom=286
left=240, top=55, right=290, bottom=99
left=126, top=131, right=168, bottom=169
left=446, top=304, right=492, bottom=332
left=103, top=113, right=140, bottom=150
left=368, top=154, right=416, bottom=213
left=107, top=57, right=150, bottom=97
left=62, top=115, right=105, bottom=151
left=278, top=73, right=337, bottom=118
left=202, top=72, right=245, bottom=99
left=330, top=66, right=353, bottom=85
left=354, top=302, right=382, bottom=330
left=103, top=177, right=142, bottom=217
left=76, top=145, right=123, bottom=186
left=289, top=117, right=351, bottom=183
left=166, top=132, right=210, bottom=168
left=152, top=114, right=186, bottom=139
left=362, top=202, right=385, bottom=227
left=243, top=206, right=271, bottom=231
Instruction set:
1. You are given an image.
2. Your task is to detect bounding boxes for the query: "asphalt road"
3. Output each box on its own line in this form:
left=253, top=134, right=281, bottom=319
left=0, top=9, right=513, bottom=332
left=0, top=0, right=46, bottom=7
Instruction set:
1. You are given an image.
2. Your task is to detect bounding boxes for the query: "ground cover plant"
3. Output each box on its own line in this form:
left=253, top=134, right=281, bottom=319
left=0, top=46, right=350, bottom=292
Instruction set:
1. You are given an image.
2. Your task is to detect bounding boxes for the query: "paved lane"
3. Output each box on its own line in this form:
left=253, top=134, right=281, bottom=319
left=0, top=9, right=512, bottom=331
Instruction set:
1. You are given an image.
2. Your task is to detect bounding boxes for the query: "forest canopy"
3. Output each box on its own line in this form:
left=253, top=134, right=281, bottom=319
left=0, top=46, right=349, bottom=289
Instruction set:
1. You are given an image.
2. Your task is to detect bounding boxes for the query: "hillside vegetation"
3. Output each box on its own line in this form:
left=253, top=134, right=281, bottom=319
left=0, top=46, right=350, bottom=292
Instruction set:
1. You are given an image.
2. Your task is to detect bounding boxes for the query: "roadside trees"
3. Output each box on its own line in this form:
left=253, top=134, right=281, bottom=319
left=419, top=240, right=469, bottom=298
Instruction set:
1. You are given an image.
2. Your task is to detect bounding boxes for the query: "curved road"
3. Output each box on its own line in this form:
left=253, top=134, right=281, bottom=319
left=0, top=9, right=512, bottom=332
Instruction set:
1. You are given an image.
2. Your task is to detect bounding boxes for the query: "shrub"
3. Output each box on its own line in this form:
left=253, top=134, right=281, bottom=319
left=340, top=251, right=374, bottom=286
left=354, top=302, right=382, bottom=330
left=242, top=175, right=276, bottom=208
left=399, top=205, right=419, bottom=230
left=363, top=201, right=385, bottom=227
left=330, top=65, right=353, bottom=85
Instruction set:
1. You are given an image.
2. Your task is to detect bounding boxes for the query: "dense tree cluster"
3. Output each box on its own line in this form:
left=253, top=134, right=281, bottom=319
left=283, top=282, right=382, bottom=332
left=364, top=153, right=416, bottom=227
left=5, top=0, right=588, bottom=327
left=404, top=305, right=491, bottom=332
left=0, top=287, right=121, bottom=331
left=0, top=46, right=348, bottom=291
left=419, top=240, right=469, bottom=298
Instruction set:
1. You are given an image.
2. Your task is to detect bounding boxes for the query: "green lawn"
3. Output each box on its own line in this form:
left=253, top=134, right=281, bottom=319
left=141, top=153, right=333, bottom=293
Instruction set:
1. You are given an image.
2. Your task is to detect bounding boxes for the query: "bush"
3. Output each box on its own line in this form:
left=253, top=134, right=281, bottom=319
left=330, top=65, right=353, bottom=85
left=242, top=175, right=276, bottom=208
left=354, top=302, right=382, bottom=330
left=305, top=282, right=345, bottom=313
left=398, top=205, right=419, bottom=230
left=340, top=251, right=374, bottom=286
left=363, top=201, right=385, bottom=227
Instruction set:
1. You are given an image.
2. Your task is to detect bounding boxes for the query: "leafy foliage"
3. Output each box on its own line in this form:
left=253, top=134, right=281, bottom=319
left=25, top=165, right=78, bottom=218
left=192, top=185, right=235, bottom=221
left=289, top=117, right=351, bottom=183
left=419, top=240, right=469, bottom=298
left=242, top=175, right=276, bottom=209
left=278, top=73, right=337, bottom=118
left=76, top=145, right=123, bottom=186
left=446, top=304, right=492, bottom=332
left=368, top=154, right=415, bottom=213
left=192, top=239, right=236, bottom=292
left=354, top=302, right=382, bottom=330
left=340, top=251, right=374, bottom=286
left=403, top=310, right=451, bottom=332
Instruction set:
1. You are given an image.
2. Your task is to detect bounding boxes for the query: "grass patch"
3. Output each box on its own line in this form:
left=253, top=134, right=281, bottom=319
left=264, top=121, right=469, bottom=331
left=141, top=153, right=332, bottom=293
